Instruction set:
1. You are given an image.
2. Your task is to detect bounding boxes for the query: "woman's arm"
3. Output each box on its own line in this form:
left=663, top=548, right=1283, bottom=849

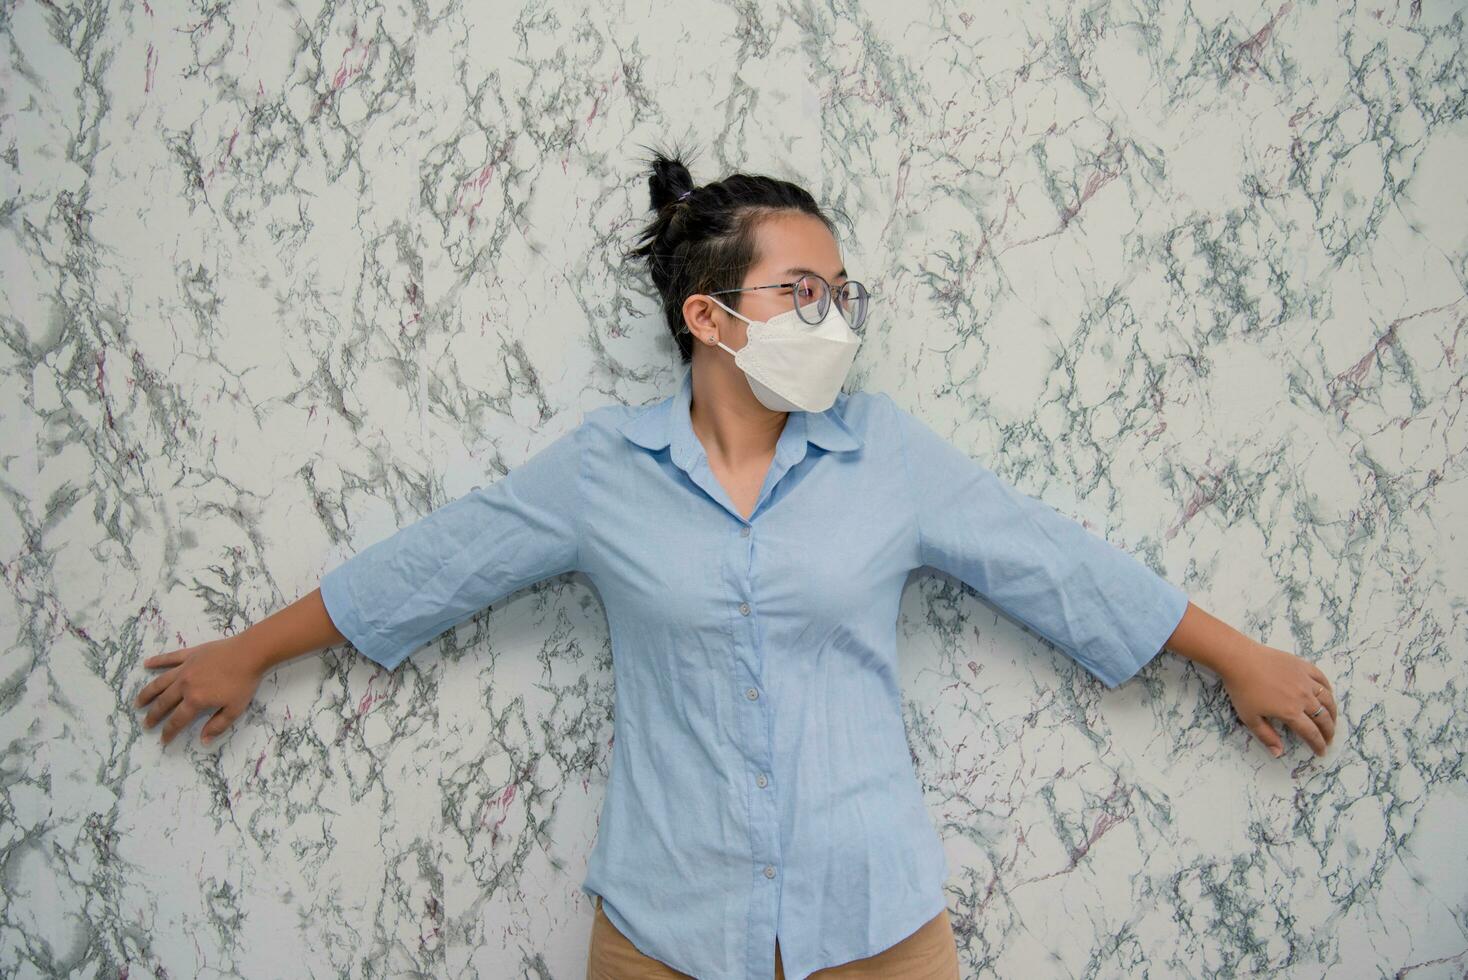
left=883, top=393, right=1339, bottom=761
left=135, top=417, right=588, bottom=750
left=133, top=588, right=346, bottom=749
left=1163, top=601, right=1338, bottom=758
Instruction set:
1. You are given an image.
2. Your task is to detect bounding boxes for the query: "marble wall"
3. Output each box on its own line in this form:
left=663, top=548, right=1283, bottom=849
left=4, top=0, right=1465, bottom=977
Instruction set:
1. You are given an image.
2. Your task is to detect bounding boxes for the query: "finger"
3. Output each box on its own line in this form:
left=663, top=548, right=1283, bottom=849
left=1282, top=711, right=1328, bottom=757
left=1247, top=718, right=1285, bottom=758
left=136, top=654, right=187, bottom=707
left=1304, top=669, right=1337, bottom=732
left=135, top=669, right=179, bottom=709
left=143, top=650, right=187, bottom=670
left=1305, top=693, right=1336, bottom=744
left=161, top=701, right=203, bottom=747
left=201, top=706, right=239, bottom=745
left=1314, top=707, right=1336, bottom=746
left=1316, top=688, right=1337, bottom=727
left=143, top=686, right=184, bottom=729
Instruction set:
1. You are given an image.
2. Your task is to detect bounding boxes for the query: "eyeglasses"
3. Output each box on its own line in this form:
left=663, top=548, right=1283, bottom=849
left=708, top=274, right=872, bottom=331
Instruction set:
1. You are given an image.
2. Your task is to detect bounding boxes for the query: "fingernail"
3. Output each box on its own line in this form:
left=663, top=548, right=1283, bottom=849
left=1271, top=747, right=1282, bottom=758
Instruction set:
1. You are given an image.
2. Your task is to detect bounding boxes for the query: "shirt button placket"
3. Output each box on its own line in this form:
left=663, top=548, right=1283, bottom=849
left=729, top=517, right=780, bottom=975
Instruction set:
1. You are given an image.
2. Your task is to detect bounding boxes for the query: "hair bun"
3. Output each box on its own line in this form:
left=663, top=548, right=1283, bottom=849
left=638, top=144, right=698, bottom=213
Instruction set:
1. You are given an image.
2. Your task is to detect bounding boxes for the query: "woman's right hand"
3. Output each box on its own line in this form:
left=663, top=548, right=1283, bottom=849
left=134, top=635, right=266, bottom=748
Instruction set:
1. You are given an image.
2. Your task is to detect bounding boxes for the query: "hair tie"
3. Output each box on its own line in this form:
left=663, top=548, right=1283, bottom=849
left=677, top=189, right=693, bottom=201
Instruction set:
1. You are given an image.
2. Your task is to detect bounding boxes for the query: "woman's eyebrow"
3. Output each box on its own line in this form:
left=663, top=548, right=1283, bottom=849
left=784, top=266, right=848, bottom=280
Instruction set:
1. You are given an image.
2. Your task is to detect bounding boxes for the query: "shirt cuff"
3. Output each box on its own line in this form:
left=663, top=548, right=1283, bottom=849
left=320, top=563, right=405, bottom=671
left=1092, top=577, right=1189, bottom=689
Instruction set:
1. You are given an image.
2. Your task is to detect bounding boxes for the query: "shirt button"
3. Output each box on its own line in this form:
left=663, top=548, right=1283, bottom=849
left=746, top=687, right=759, bottom=700
left=739, top=602, right=751, bottom=615
left=740, top=525, right=751, bottom=537
left=763, top=865, right=776, bottom=879
left=756, top=774, right=768, bottom=788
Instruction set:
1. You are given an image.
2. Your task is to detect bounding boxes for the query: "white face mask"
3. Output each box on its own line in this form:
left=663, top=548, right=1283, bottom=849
left=705, top=295, right=862, bottom=413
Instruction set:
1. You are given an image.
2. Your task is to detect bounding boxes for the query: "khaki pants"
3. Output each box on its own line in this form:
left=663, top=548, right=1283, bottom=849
left=586, top=894, right=961, bottom=979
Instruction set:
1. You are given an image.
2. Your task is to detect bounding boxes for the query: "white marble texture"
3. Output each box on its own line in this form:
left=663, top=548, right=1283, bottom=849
left=3, top=0, right=1465, bottom=977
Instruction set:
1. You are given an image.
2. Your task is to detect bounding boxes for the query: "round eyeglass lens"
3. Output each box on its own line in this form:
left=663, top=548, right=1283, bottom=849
left=794, top=275, right=830, bottom=324
left=836, top=280, right=868, bottom=330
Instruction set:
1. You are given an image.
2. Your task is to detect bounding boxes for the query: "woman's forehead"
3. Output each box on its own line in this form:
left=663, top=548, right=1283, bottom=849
left=750, top=214, right=844, bottom=279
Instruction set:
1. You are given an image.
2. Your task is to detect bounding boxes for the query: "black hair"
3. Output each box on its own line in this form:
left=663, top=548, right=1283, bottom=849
left=624, top=140, right=842, bottom=364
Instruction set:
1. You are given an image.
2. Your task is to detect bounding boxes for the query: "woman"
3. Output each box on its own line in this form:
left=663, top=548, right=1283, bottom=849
left=134, top=148, right=1337, bottom=980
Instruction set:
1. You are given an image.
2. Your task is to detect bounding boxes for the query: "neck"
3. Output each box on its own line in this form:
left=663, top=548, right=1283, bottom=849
left=688, top=355, right=787, bottom=463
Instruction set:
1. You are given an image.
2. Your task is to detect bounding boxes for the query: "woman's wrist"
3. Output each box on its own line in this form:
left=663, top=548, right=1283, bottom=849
left=1198, top=634, right=1264, bottom=683
left=234, top=626, right=278, bottom=675
left=237, top=588, right=349, bottom=674
left=1163, top=602, right=1263, bottom=681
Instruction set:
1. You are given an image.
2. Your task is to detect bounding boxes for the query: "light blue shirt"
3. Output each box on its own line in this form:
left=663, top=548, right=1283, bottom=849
left=320, top=367, right=1188, bottom=980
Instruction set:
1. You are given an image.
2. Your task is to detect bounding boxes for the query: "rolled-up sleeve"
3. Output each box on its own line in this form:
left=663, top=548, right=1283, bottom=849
left=884, top=393, right=1187, bottom=689
left=319, top=422, right=585, bottom=671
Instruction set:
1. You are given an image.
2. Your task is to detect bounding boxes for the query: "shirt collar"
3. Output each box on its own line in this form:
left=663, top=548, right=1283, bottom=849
left=619, top=369, right=863, bottom=462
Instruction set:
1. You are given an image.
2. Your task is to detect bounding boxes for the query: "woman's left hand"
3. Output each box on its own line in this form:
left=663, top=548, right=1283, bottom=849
left=1221, top=642, right=1337, bottom=759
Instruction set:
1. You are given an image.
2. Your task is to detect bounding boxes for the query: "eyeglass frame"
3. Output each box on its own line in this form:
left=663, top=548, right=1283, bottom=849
left=705, top=274, right=872, bottom=330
